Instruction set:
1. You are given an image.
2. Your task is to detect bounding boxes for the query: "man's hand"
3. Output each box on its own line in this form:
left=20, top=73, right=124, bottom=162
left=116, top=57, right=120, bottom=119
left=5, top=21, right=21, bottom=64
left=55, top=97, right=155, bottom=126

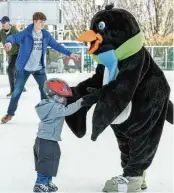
left=4, top=43, right=12, bottom=52
left=70, top=54, right=81, bottom=61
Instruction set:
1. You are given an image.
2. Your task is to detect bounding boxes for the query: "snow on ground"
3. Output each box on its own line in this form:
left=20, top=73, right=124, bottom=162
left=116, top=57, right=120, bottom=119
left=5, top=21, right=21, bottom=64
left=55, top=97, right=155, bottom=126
left=0, top=71, right=173, bottom=193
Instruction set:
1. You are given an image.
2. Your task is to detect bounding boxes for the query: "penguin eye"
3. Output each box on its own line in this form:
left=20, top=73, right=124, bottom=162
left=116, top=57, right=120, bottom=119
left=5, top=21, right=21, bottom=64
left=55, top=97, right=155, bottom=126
left=98, top=21, right=105, bottom=30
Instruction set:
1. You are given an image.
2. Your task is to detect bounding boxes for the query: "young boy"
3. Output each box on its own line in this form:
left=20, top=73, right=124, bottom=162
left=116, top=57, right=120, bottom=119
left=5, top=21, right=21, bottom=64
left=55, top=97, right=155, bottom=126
left=33, top=78, right=91, bottom=192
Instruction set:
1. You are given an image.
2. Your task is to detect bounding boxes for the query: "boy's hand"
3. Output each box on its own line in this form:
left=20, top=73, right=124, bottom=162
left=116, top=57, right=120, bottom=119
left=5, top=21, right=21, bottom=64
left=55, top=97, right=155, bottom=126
left=70, top=54, right=81, bottom=61
left=4, top=43, right=12, bottom=52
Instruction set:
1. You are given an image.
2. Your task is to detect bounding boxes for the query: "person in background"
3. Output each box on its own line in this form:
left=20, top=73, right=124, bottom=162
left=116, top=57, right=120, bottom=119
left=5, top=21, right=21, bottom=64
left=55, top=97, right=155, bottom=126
left=0, top=16, right=26, bottom=97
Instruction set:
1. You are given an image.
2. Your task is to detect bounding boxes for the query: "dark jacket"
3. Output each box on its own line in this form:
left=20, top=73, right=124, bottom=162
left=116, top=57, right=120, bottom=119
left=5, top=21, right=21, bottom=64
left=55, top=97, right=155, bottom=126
left=0, top=25, right=19, bottom=56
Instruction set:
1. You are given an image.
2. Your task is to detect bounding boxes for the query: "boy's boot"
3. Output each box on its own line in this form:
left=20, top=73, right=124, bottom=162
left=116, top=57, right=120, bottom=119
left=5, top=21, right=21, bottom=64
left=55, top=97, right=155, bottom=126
left=47, top=181, right=58, bottom=192
left=33, top=183, right=49, bottom=192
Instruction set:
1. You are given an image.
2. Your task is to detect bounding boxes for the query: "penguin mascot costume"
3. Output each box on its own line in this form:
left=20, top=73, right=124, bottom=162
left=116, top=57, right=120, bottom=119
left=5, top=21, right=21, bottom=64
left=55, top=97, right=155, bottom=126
left=65, top=4, right=173, bottom=192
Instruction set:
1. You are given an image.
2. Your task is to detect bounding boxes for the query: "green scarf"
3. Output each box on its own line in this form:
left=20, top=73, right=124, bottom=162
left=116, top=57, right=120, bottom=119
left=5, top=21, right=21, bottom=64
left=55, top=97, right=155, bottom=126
left=92, top=31, right=144, bottom=64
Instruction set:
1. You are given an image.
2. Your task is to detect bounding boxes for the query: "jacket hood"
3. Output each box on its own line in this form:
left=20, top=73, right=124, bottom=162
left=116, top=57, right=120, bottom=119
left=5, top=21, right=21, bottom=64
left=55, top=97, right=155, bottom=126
left=35, top=99, right=55, bottom=121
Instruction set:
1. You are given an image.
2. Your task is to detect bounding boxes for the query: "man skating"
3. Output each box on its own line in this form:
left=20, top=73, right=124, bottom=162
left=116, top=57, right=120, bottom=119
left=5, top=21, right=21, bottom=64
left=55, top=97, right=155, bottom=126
left=1, top=12, right=80, bottom=123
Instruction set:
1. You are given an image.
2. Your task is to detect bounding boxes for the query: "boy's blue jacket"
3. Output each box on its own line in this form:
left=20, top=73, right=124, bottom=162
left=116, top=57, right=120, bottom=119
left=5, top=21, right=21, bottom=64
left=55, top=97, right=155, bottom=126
left=6, top=24, right=72, bottom=70
left=35, top=98, right=83, bottom=141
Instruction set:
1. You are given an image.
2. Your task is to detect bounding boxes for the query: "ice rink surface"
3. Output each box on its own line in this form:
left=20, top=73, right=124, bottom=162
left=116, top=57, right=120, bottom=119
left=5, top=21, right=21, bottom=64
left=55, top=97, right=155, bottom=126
left=0, top=71, right=173, bottom=192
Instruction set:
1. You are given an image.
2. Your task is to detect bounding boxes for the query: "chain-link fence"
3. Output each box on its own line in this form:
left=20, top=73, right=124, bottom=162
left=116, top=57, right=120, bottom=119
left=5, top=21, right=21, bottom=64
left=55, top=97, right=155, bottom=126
left=0, top=45, right=174, bottom=74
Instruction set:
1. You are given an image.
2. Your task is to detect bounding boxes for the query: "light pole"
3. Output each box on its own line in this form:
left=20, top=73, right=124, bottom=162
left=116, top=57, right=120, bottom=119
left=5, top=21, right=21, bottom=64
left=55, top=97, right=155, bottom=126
left=57, top=0, right=64, bottom=41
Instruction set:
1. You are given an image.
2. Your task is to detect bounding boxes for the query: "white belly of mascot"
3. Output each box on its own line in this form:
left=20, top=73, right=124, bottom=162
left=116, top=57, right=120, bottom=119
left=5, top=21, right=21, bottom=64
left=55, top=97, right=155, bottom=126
left=103, top=67, right=132, bottom=124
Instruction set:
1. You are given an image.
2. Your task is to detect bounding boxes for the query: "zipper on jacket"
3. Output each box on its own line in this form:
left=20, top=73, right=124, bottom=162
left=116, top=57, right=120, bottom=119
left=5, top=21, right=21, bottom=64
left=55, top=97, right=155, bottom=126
left=24, top=36, right=34, bottom=69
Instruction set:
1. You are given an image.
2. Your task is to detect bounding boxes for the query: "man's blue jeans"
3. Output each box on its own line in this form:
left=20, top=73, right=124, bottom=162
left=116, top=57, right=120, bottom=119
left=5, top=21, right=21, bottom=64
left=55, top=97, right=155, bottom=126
left=7, top=68, right=47, bottom=116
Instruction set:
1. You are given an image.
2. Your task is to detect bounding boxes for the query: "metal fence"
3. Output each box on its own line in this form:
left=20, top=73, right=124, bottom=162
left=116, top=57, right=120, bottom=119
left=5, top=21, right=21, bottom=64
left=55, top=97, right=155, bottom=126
left=0, top=46, right=174, bottom=74
left=0, top=47, right=7, bottom=74
left=146, top=46, right=174, bottom=71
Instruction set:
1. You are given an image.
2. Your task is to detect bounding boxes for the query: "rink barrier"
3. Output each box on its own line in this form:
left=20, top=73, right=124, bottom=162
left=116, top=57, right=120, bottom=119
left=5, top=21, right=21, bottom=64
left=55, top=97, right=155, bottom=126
left=0, top=46, right=173, bottom=74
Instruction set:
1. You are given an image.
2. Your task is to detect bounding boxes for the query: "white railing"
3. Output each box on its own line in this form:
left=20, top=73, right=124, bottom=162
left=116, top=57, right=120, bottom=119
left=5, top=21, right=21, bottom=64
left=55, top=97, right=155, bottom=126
left=145, top=46, right=174, bottom=70
left=0, top=46, right=8, bottom=74
left=0, top=46, right=173, bottom=74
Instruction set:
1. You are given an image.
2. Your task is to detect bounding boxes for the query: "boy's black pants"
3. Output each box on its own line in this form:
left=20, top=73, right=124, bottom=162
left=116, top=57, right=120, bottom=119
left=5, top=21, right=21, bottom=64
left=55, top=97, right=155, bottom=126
left=33, top=137, right=61, bottom=177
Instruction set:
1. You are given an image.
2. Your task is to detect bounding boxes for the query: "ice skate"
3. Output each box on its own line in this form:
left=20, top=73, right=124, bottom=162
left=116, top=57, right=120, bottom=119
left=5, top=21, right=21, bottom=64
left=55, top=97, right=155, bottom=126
left=6, top=92, right=13, bottom=98
left=47, top=181, right=58, bottom=192
left=33, top=183, right=49, bottom=192
left=1, top=114, right=13, bottom=123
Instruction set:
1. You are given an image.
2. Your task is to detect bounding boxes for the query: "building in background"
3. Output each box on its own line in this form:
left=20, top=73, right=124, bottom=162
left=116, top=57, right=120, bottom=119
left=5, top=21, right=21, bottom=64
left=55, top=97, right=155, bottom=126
left=0, top=0, right=78, bottom=39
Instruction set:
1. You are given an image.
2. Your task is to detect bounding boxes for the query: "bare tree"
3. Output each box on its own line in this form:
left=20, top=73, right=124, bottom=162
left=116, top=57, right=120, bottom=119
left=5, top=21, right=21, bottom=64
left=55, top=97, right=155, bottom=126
left=62, top=0, right=173, bottom=45
left=62, top=0, right=108, bottom=40
left=115, top=0, right=174, bottom=45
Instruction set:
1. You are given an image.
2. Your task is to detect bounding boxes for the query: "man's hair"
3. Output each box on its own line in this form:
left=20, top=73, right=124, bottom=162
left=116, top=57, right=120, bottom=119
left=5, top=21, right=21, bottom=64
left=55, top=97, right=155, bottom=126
left=33, top=12, right=47, bottom=22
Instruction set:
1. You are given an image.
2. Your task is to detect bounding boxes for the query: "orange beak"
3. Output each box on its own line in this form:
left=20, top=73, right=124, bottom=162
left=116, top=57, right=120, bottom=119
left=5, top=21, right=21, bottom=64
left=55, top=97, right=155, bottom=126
left=77, top=30, right=103, bottom=54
